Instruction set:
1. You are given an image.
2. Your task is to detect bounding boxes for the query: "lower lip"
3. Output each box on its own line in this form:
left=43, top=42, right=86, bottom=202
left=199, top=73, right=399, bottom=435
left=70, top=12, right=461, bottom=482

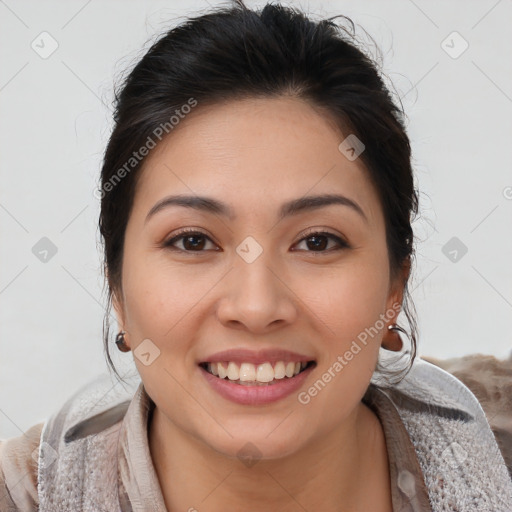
left=199, top=364, right=315, bottom=405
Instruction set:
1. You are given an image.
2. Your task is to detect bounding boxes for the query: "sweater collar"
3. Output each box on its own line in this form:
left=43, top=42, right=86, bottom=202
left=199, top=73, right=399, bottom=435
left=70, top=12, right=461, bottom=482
left=117, top=381, right=167, bottom=511
left=116, top=378, right=435, bottom=512
left=371, top=357, right=478, bottom=422
left=62, top=357, right=478, bottom=511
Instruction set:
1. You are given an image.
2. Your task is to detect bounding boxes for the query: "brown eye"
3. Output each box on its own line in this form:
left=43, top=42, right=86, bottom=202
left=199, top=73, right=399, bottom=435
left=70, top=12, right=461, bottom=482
left=163, top=230, right=217, bottom=252
left=293, top=231, right=349, bottom=252
left=163, top=229, right=349, bottom=254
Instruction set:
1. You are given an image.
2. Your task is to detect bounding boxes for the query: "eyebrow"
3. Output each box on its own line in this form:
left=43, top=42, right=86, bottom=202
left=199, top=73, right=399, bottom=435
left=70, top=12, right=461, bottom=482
left=144, top=193, right=368, bottom=224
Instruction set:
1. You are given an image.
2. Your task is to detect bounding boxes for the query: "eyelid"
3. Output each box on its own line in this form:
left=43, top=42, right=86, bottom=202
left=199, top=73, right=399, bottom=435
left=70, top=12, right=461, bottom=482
left=163, top=227, right=350, bottom=252
left=163, top=227, right=218, bottom=251
left=295, top=227, right=350, bottom=248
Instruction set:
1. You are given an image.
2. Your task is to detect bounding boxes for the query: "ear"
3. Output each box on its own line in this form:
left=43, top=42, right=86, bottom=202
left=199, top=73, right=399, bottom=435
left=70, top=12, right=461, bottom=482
left=111, top=287, right=126, bottom=330
left=386, top=257, right=411, bottom=322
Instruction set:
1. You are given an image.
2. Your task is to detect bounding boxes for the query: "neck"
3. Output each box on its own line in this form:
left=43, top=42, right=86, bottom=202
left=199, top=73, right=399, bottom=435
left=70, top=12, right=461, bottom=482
left=148, top=401, right=392, bottom=512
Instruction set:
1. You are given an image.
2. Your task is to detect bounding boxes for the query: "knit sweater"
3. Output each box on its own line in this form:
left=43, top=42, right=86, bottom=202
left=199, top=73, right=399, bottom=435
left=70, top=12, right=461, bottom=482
left=1, top=357, right=511, bottom=511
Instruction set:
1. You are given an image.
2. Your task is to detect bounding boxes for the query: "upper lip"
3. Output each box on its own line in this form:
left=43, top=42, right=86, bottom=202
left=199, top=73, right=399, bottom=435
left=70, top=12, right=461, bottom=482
left=199, top=348, right=315, bottom=366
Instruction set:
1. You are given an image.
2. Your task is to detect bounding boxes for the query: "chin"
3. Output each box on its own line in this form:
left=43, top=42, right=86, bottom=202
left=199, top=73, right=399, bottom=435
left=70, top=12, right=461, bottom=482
left=199, top=425, right=308, bottom=464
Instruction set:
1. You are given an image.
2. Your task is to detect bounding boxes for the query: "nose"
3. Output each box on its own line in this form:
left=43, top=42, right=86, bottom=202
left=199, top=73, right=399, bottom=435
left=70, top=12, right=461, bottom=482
left=215, top=248, right=298, bottom=334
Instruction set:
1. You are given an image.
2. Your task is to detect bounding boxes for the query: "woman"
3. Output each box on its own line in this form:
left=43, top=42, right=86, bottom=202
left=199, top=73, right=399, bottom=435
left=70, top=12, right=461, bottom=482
left=1, top=1, right=511, bottom=511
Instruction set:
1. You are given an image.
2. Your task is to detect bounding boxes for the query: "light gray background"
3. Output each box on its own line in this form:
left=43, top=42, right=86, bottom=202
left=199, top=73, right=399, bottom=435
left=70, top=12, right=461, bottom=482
left=1, top=0, right=511, bottom=438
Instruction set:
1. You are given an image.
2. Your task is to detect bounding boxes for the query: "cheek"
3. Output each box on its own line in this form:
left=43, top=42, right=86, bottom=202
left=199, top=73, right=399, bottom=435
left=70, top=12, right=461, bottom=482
left=307, top=254, right=390, bottom=340
left=121, top=249, right=217, bottom=356
left=121, top=262, right=201, bottom=397
left=296, top=260, right=389, bottom=421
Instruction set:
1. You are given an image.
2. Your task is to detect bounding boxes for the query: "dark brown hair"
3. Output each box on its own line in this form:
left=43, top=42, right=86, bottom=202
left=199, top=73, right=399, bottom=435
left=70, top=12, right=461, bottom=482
left=98, top=0, right=419, bottom=385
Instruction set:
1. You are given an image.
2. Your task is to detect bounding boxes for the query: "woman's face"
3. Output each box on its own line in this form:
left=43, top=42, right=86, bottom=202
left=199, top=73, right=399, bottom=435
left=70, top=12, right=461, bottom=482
left=114, top=96, right=404, bottom=460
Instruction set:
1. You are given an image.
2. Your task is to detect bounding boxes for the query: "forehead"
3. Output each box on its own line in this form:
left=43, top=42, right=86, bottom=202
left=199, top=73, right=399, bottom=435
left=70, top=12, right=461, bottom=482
left=131, top=96, right=383, bottom=227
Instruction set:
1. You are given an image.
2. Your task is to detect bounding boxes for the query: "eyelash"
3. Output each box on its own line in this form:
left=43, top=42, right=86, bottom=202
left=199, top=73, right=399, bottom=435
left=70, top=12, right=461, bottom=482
left=162, top=228, right=350, bottom=254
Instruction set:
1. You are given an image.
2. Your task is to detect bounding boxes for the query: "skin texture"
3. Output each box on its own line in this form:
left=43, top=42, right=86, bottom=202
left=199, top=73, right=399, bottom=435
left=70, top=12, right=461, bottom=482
left=113, top=96, right=407, bottom=511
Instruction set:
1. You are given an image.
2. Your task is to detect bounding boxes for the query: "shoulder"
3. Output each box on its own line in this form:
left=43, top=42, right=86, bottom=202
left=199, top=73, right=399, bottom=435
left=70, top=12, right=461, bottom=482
left=36, top=373, right=140, bottom=511
left=49, top=372, right=140, bottom=444
left=375, top=356, right=512, bottom=508
left=422, top=353, right=512, bottom=478
left=0, top=421, right=44, bottom=512
left=376, top=355, right=492, bottom=420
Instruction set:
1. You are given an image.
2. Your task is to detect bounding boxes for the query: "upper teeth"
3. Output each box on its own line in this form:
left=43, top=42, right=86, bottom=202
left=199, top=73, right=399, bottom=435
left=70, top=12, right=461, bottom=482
left=207, top=361, right=308, bottom=383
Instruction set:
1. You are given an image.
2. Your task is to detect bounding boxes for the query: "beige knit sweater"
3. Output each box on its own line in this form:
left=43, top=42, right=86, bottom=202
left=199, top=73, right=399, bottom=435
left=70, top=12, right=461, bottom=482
left=1, top=357, right=512, bottom=511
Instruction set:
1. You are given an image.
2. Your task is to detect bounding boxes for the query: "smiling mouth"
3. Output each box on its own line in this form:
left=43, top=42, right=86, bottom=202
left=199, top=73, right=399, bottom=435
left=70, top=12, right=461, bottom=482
left=199, top=360, right=317, bottom=386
